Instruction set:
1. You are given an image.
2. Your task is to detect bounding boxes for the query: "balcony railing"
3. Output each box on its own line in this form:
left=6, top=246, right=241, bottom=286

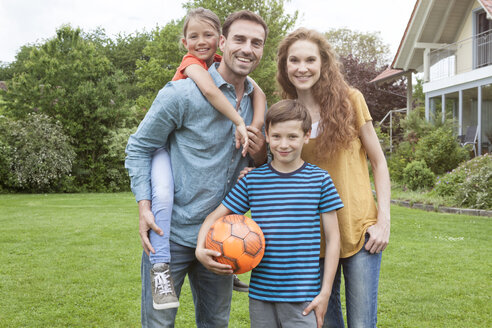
left=429, top=30, right=492, bottom=81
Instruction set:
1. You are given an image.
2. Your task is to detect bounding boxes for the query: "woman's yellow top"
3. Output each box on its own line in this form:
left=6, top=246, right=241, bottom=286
left=301, top=89, right=378, bottom=258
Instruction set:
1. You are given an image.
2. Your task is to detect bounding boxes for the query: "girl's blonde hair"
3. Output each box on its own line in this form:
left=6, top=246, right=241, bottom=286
left=183, top=7, right=221, bottom=37
left=276, top=28, right=357, bottom=159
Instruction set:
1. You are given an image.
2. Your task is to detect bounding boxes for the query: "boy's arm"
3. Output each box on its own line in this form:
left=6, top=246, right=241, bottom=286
left=247, top=77, right=266, bottom=130
left=195, top=204, right=234, bottom=275
left=303, top=211, right=340, bottom=328
left=184, top=64, right=249, bottom=156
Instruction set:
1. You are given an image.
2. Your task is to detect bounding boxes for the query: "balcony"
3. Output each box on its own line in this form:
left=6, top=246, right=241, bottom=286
left=429, top=30, right=492, bottom=81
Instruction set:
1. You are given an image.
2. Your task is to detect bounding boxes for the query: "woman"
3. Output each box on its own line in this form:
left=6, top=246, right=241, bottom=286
left=276, top=28, right=391, bottom=327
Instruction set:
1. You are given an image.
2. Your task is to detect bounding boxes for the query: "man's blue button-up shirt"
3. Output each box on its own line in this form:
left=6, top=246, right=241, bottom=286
left=125, top=63, right=254, bottom=247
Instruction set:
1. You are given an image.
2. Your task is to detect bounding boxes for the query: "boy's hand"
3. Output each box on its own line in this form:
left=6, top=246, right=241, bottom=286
left=138, top=200, right=163, bottom=256
left=303, top=294, right=329, bottom=328
left=195, top=247, right=234, bottom=275
left=235, top=123, right=250, bottom=157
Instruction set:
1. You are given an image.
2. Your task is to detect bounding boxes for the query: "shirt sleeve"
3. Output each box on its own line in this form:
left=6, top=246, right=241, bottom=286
left=172, top=53, right=208, bottom=81
left=222, top=177, right=250, bottom=214
left=124, top=83, right=185, bottom=201
left=319, top=172, right=344, bottom=213
left=349, top=88, right=372, bottom=130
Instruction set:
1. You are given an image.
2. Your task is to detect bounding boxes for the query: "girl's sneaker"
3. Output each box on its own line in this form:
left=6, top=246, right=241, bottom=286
left=151, top=263, right=180, bottom=310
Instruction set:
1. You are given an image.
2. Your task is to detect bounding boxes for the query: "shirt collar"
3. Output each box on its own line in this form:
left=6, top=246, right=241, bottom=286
left=209, top=62, right=254, bottom=95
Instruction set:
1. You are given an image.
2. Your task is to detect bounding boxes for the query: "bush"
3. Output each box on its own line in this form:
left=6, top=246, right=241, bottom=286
left=0, top=136, right=15, bottom=191
left=100, top=127, right=133, bottom=192
left=388, top=141, right=417, bottom=183
left=3, top=113, right=76, bottom=192
left=435, top=154, right=492, bottom=209
left=402, top=160, right=435, bottom=191
left=415, top=126, right=469, bottom=175
left=400, top=108, right=433, bottom=142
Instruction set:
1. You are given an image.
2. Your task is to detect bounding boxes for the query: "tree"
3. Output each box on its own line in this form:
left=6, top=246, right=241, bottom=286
left=135, top=20, right=184, bottom=111
left=1, top=25, right=135, bottom=190
left=324, top=28, right=390, bottom=68
left=340, top=55, right=406, bottom=122
left=101, top=30, right=152, bottom=101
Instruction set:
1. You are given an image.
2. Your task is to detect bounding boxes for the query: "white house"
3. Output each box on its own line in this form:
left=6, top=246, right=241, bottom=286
left=373, top=0, right=492, bottom=155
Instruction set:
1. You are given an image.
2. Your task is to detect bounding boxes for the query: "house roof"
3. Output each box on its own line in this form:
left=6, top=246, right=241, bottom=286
left=478, top=0, right=492, bottom=17
left=370, top=68, right=406, bottom=84
left=391, top=0, right=488, bottom=72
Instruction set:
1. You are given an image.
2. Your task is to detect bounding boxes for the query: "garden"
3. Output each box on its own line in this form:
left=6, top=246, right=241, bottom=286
left=0, top=193, right=490, bottom=327
left=379, top=105, right=491, bottom=212
left=0, top=0, right=491, bottom=326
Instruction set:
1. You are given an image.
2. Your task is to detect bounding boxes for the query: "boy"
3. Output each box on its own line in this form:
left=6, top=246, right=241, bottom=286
left=196, top=99, right=343, bottom=328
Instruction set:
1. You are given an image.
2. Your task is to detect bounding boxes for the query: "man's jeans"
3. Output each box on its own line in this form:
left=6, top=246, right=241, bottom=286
left=141, top=241, right=233, bottom=328
left=321, top=234, right=382, bottom=328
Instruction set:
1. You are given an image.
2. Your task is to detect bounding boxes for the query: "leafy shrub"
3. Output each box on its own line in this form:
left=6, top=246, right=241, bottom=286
left=100, top=127, right=133, bottom=192
left=4, top=113, right=76, bottom=191
left=456, top=165, right=492, bottom=209
left=415, top=126, right=469, bottom=175
left=387, top=141, right=417, bottom=183
left=435, top=154, right=492, bottom=209
left=402, top=160, right=436, bottom=191
left=400, top=108, right=433, bottom=142
left=0, top=137, right=15, bottom=191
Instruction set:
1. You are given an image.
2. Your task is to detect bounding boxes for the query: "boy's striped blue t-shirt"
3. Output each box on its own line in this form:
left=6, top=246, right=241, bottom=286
left=222, top=162, right=343, bottom=302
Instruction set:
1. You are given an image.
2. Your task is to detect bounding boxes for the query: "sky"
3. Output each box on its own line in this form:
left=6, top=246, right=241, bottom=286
left=0, top=0, right=417, bottom=65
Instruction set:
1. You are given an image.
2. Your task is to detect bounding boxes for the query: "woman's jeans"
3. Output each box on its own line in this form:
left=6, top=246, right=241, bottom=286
left=321, top=234, right=382, bottom=328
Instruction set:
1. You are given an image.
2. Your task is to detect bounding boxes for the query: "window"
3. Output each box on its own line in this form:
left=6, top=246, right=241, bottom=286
left=475, top=10, right=492, bottom=68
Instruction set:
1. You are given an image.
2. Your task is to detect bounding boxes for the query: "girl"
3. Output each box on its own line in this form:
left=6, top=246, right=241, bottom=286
left=276, top=28, right=391, bottom=327
left=149, top=7, right=265, bottom=310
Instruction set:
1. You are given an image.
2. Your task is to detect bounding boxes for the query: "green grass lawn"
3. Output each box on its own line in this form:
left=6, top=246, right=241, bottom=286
left=0, top=193, right=490, bottom=327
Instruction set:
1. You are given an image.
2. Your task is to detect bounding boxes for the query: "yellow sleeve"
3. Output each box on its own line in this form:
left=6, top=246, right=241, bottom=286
left=349, top=89, right=372, bottom=130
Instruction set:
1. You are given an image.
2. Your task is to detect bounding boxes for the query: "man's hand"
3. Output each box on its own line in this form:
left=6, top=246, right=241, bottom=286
left=138, top=200, right=163, bottom=256
left=195, top=247, right=234, bottom=275
left=245, top=125, right=267, bottom=166
left=303, top=293, right=329, bottom=328
left=238, top=166, right=255, bottom=181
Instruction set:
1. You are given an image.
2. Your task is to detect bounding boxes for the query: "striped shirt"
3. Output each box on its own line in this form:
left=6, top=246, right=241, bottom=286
left=222, top=162, right=343, bottom=302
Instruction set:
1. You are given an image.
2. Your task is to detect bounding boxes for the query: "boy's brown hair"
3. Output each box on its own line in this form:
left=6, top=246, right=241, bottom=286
left=265, top=100, right=312, bottom=134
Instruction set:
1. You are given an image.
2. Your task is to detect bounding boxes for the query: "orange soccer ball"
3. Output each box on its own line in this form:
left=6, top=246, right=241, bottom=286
left=205, top=214, right=265, bottom=274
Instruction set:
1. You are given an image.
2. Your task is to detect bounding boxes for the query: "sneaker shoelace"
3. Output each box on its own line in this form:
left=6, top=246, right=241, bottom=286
left=154, top=269, right=173, bottom=295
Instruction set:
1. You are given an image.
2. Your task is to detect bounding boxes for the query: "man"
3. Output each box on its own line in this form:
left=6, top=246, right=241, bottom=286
left=125, top=10, right=268, bottom=327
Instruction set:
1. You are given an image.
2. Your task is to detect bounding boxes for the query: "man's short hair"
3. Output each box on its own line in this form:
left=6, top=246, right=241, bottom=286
left=266, top=100, right=312, bottom=134
left=222, top=10, right=268, bottom=41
